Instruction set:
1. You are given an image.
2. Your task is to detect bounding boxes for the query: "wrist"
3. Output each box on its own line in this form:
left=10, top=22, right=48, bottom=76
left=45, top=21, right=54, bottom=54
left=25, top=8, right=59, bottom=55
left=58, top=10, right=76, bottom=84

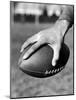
left=56, top=19, right=70, bottom=36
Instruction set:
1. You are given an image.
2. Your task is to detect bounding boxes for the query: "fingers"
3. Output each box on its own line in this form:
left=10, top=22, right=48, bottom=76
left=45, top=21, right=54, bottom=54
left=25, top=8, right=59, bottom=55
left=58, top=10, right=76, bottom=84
left=23, top=41, right=43, bottom=60
left=20, top=34, right=40, bottom=52
left=20, top=38, right=33, bottom=53
left=51, top=44, right=61, bottom=66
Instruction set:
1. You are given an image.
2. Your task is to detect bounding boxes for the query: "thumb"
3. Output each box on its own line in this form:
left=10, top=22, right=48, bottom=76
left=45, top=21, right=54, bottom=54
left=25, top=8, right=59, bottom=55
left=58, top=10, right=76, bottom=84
left=50, top=44, right=61, bottom=66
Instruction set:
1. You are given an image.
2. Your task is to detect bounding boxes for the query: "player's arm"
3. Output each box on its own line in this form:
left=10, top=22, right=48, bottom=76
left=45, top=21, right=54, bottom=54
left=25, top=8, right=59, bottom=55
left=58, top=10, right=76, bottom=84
left=56, top=5, right=74, bottom=36
left=20, top=5, right=74, bottom=66
left=59, top=5, right=74, bottom=26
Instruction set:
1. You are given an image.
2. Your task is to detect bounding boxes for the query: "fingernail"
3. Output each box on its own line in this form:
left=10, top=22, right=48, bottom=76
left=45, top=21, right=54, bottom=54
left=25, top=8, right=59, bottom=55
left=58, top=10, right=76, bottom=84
left=23, top=54, right=28, bottom=60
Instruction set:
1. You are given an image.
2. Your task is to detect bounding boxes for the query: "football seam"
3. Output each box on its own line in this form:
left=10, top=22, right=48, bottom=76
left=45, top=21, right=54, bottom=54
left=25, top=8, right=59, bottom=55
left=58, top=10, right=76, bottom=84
left=44, top=66, right=64, bottom=75
left=20, top=66, right=64, bottom=75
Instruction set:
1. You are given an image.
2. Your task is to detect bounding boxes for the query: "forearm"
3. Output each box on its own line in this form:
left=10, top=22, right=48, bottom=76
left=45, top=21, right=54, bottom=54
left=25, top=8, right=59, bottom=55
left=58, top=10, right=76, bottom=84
left=60, top=5, right=74, bottom=26
left=55, top=5, right=74, bottom=36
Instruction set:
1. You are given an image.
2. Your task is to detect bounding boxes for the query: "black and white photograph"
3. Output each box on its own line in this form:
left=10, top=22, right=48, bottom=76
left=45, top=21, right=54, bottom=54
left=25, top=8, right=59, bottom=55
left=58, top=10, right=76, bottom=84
left=10, top=1, right=74, bottom=99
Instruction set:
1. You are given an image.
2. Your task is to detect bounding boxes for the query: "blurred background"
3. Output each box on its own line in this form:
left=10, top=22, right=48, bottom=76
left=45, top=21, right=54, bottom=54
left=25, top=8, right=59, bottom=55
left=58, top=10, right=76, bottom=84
left=10, top=1, right=74, bottom=98
left=11, top=2, right=63, bottom=24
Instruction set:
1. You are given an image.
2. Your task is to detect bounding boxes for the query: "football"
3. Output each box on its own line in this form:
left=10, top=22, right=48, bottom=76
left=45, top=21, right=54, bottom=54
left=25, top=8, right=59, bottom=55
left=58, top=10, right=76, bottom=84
left=18, top=43, right=70, bottom=78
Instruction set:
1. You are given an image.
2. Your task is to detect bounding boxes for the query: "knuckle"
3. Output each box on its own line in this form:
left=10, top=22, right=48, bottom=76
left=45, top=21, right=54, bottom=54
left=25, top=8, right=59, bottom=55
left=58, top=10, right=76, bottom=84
left=27, top=38, right=30, bottom=43
left=36, top=34, right=41, bottom=41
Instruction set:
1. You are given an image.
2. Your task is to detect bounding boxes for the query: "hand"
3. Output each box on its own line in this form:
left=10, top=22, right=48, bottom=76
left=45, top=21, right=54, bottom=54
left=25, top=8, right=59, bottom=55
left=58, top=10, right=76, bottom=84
left=20, top=20, right=69, bottom=66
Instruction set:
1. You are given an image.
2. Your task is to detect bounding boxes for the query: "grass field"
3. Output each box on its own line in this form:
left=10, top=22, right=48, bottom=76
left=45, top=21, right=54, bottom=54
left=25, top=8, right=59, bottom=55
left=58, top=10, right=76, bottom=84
left=10, top=22, right=74, bottom=98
